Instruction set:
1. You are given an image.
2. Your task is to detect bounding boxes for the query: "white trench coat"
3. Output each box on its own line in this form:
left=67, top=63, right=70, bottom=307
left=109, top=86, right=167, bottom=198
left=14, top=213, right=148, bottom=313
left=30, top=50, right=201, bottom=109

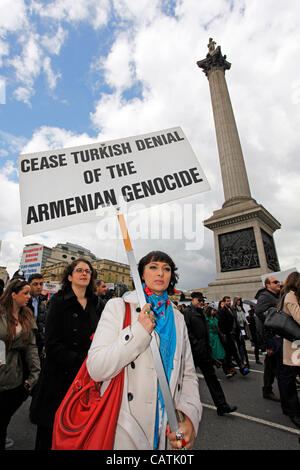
left=87, top=291, right=202, bottom=450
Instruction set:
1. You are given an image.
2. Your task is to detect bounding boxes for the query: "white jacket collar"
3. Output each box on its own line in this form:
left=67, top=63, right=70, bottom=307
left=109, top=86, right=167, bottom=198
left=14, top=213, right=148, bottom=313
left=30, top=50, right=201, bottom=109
left=122, top=290, right=139, bottom=304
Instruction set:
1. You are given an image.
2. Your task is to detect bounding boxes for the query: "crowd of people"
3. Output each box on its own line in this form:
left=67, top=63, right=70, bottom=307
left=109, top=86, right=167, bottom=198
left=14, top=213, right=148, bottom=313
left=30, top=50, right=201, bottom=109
left=0, top=256, right=300, bottom=450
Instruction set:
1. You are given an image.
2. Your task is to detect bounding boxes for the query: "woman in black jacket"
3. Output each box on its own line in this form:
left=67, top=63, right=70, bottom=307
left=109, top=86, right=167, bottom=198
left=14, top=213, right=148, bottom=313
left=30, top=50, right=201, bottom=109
left=30, top=258, right=99, bottom=450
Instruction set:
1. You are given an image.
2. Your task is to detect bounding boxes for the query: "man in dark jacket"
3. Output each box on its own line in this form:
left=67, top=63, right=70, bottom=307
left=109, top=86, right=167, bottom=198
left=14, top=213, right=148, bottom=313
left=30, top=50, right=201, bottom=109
left=255, top=276, right=281, bottom=401
left=27, top=273, right=48, bottom=362
left=218, top=296, right=249, bottom=376
left=95, top=279, right=108, bottom=319
left=247, top=306, right=262, bottom=364
left=184, top=292, right=237, bottom=416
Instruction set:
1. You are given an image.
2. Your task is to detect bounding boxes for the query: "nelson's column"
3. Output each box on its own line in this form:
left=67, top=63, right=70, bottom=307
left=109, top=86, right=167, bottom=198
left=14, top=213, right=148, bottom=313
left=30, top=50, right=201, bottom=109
left=197, top=38, right=281, bottom=300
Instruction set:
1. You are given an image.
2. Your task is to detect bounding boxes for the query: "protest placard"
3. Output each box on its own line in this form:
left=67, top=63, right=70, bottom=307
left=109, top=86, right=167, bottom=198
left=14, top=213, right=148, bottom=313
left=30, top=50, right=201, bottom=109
left=18, top=127, right=210, bottom=235
left=18, top=126, right=210, bottom=435
left=42, top=281, right=61, bottom=297
left=19, top=244, right=43, bottom=279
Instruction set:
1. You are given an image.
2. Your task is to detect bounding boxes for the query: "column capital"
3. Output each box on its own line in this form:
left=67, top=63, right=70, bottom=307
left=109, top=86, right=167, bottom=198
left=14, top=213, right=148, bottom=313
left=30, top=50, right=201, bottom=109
left=197, top=38, right=231, bottom=77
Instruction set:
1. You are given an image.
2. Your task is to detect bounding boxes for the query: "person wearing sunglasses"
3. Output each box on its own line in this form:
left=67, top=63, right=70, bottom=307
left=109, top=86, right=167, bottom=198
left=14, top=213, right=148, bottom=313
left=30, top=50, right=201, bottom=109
left=255, top=276, right=282, bottom=402
left=30, top=258, right=99, bottom=450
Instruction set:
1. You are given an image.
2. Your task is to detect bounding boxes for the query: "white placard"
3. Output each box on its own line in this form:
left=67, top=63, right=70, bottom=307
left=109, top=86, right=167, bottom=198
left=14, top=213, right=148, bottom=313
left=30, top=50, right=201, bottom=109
left=42, top=281, right=61, bottom=297
left=18, top=127, right=210, bottom=235
left=19, top=244, right=43, bottom=279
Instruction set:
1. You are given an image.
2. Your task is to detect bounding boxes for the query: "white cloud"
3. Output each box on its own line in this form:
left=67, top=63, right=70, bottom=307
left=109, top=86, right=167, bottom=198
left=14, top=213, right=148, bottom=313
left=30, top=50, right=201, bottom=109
left=0, top=0, right=27, bottom=33
left=41, top=25, right=68, bottom=55
left=20, top=126, right=96, bottom=155
left=13, top=86, right=34, bottom=105
left=43, top=57, right=62, bottom=91
left=9, top=33, right=42, bottom=88
left=112, top=0, right=160, bottom=23
left=101, top=34, right=135, bottom=91
left=32, top=0, right=111, bottom=28
left=0, top=39, right=9, bottom=67
left=0, top=130, right=28, bottom=156
left=8, top=29, right=66, bottom=102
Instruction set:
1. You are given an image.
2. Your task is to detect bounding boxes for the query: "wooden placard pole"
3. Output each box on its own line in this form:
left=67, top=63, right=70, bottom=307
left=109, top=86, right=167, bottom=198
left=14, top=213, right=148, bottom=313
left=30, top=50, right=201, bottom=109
left=117, top=212, right=182, bottom=438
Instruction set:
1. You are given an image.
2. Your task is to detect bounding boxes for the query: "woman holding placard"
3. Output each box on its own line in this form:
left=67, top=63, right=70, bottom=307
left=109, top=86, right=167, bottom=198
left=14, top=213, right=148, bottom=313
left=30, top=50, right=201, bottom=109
left=87, top=250, right=201, bottom=450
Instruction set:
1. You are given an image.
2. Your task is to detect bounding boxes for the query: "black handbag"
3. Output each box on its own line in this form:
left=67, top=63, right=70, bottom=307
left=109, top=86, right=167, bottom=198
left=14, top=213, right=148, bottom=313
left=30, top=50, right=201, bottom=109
left=264, top=293, right=300, bottom=342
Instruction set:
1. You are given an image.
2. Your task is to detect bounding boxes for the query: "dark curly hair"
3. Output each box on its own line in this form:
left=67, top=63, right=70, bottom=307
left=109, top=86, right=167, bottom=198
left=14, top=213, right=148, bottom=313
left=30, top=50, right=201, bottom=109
left=138, top=251, right=178, bottom=294
left=61, top=258, right=96, bottom=297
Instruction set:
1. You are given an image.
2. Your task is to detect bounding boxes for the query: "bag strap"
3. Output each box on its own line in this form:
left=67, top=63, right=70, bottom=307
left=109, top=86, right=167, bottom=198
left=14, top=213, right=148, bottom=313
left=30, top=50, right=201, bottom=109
left=279, top=293, right=287, bottom=311
left=123, top=302, right=131, bottom=329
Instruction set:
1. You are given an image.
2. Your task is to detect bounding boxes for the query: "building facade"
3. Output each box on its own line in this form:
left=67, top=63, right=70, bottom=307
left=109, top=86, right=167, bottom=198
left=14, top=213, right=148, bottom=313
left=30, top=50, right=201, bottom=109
left=92, top=259, right=132, bottom=287
left=20, top=242, right=133, bottom=287
left=0, top=266, right=9, bottom=285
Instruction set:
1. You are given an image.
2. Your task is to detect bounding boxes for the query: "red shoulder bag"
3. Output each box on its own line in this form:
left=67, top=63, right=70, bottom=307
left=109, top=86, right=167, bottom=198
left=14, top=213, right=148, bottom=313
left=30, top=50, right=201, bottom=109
left=52, top=302, right=131, bottom=450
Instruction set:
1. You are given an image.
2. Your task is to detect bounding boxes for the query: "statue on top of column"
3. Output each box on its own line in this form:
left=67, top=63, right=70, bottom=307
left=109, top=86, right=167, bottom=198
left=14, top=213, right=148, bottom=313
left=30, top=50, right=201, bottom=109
left=197, top=38, right=231, bottom=77
left=207, top=38, right=220, bottom=55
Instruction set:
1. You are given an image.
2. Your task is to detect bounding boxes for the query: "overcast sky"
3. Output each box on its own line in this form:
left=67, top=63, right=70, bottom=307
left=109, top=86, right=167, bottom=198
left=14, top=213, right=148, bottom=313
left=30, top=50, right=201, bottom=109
left=0, top=0, right=300, bottom=290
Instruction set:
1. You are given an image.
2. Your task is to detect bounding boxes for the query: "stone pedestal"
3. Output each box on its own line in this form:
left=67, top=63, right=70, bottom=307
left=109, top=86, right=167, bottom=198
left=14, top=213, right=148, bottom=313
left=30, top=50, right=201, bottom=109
left=197, top=39, right=281, bottom=300
left=204, top=199, right=280, bottom=300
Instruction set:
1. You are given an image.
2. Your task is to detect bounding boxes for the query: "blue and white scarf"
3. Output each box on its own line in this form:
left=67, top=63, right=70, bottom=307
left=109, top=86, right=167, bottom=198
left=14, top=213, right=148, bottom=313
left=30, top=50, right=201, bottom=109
left=143, top=284, right=176, bottom=449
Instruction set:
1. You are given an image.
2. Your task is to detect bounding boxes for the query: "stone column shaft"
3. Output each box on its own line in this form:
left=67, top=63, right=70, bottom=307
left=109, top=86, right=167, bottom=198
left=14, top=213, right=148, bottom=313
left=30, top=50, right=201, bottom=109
left=197, top=44, right=252, bottom=207
left=208, top=68, right=252, bottom=205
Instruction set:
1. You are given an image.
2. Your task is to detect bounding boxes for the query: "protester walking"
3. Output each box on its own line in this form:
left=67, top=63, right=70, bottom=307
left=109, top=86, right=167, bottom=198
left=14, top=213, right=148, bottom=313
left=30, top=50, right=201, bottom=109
left=217, top=296, right=249, bottom=376
left=27, top=273, right=48, bottom=363
left=184, top=292, right=237, bottom=416
left=0, top=279, right=40, bottom=450
left=255, top=277, right=281, bottom=401
left=30, top=258, right=99, bottom=450
left=87, top=251, right=202, bottom=450
left=278, top=271, right=300, bottom=428
left=205, top=305, right=226, bottom=371
left=95, top=279, right=108, bottom=319
left=232, top=297, right=250, bottom=369
left=246, top=305, right=262, bottom=364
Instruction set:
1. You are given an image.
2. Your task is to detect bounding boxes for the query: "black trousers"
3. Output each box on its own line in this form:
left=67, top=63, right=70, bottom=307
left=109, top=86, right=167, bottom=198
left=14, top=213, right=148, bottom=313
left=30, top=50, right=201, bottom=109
left=253, top=342, right=260, bottom=362
left=223, top=334, right=243, bottom=371
left=0, top=385, right=28, bottom=450
left=263, top=353, right=280, bottom=394
left=278, top=362, right=300, bottom=417
left=198, top=360, right=227, bottom=408
left=35, top=425, right=53, bottom=450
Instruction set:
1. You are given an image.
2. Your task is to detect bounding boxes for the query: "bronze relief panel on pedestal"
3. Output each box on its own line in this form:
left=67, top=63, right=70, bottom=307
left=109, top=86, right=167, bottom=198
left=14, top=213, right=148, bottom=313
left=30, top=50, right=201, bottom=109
left=219, top=228, right=260, bottom=272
